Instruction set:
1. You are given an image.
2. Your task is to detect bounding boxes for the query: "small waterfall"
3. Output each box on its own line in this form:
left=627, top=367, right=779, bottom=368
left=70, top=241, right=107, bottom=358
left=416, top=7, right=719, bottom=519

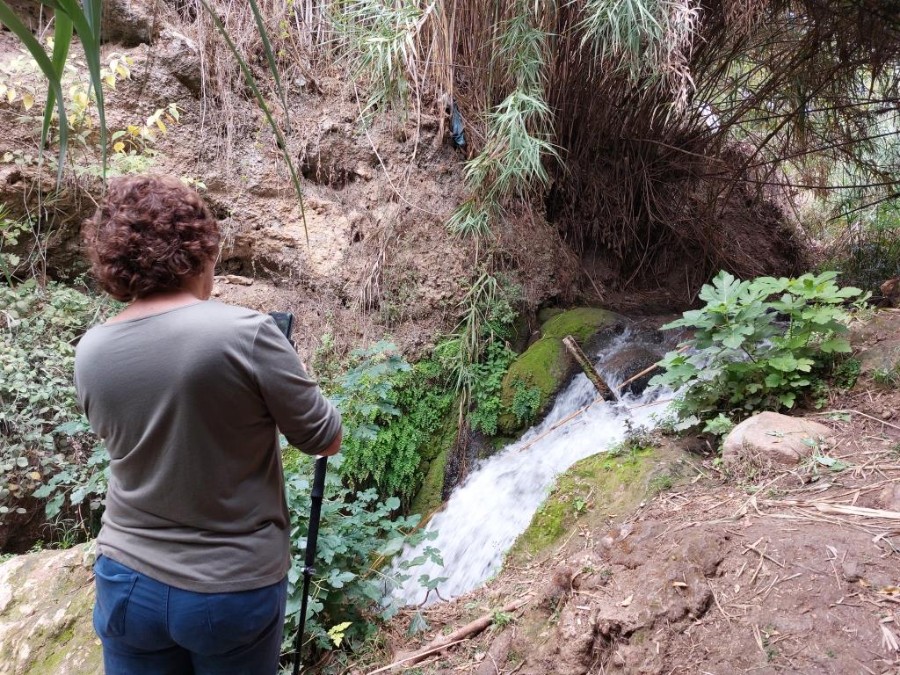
left=388, top=332, right=673, bottom=606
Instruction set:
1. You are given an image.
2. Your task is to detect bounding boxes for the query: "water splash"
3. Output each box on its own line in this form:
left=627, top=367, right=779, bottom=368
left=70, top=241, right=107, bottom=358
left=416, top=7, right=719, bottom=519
left=389, top=332, right=672, bottom=605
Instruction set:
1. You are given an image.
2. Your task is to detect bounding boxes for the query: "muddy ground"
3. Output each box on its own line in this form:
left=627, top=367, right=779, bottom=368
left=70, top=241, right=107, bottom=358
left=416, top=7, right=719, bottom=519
left=352, top=311, right=900, bottom=675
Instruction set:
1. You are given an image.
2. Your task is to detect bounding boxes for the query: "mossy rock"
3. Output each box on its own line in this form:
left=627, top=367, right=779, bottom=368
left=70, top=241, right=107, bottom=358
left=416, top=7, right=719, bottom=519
left=497, top=308, right=627, bottom=435
left=497, top=337, right=571, bottom=434
left=410, top=446, right=450, bottom=516
left=409, top=408, right=458, bottom=516
left=540, top=307, right=623, bottom=343
left=509, top=443, right=691, bottom=562
left=537, top=306, right=565, bottom=324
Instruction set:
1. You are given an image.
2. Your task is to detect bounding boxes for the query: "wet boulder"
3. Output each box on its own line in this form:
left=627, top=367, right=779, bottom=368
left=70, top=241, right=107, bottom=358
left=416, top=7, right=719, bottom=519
left=600, top=346, right=661, bottom=396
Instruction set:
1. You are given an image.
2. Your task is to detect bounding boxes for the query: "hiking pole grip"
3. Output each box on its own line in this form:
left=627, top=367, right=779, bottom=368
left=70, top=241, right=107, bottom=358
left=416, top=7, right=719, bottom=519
left=293, top=455, right=328, bottom=675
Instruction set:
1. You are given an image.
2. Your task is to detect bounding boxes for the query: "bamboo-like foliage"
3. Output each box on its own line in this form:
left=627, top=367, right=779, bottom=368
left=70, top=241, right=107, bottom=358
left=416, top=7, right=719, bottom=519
left=0, top=0, right=104, bottom=185
left=331, top=0, right=429, bottom=116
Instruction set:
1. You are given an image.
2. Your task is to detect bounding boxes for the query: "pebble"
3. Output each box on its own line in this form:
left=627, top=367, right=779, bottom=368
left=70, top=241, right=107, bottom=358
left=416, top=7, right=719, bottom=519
left=841, top=560, right=863, bottom=582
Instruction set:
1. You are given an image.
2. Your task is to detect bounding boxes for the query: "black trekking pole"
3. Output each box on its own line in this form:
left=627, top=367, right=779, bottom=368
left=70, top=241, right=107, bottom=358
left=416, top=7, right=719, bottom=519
left=293, top=455, right=327, bottom=674
left=268, top=313, right=329, bottom=675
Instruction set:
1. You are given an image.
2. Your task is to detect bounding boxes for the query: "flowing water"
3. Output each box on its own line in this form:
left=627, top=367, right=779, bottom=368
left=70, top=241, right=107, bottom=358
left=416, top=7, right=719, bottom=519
left=390, top=331, right=673, bottom=606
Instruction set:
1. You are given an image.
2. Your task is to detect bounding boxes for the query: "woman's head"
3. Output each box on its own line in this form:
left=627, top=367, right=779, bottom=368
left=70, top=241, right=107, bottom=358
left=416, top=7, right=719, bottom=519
left=84, top=175, right=221, bottom=301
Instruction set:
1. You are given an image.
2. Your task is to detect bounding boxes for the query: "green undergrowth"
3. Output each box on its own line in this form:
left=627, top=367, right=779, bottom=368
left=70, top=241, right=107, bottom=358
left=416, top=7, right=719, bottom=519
left=509, top=437, right=689, bottom=562
left=328, top=342, right=455, bottom=508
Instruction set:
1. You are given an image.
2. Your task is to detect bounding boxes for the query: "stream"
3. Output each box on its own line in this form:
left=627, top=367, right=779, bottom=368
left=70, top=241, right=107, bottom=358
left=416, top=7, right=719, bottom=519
left=389, top=331, right=673, bottom=606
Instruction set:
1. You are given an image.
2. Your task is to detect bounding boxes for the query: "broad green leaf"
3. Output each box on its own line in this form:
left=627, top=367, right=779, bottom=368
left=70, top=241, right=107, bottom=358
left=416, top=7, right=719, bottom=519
left=768, top=355, right=798, bottom=372
left=819, top=337, right=852, bottom=354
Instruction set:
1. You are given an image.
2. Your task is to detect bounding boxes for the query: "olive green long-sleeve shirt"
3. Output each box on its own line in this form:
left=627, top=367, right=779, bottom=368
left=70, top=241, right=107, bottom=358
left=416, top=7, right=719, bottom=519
left=75, top=301, right=341, bottom=592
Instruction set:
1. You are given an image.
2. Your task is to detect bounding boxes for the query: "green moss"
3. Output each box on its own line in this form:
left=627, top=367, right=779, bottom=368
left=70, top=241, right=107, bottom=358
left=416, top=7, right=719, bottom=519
left=498, top=337, right=570, bottom=435
left=537, top=306, right=564, bottom=324
left=540, top=307, right=621, bottom=343
left=409, top=408, right=458, bottom=516
left=409, top=446, right=449, bottom=516
left=495, top=308, right=624, bottom=436
left=510, top=446, right=663, bottom=561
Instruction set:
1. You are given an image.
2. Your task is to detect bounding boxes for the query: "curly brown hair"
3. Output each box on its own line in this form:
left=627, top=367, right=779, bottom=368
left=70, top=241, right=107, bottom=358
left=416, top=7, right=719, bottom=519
left=84, top=175, right=221, bottom=301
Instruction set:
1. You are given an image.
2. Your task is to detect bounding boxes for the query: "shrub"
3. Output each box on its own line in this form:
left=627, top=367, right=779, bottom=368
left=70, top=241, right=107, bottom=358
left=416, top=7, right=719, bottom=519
left=466, top=340, right=516, bottom=436
left=282, top=451, right=440, bottom=659
left=332, top=341, right=454, bottom=505
left=823, top=204, right=900, bottom=294
left=653, top=270, right=865, bottom=428
left=0, top=280, right=117, bottom=530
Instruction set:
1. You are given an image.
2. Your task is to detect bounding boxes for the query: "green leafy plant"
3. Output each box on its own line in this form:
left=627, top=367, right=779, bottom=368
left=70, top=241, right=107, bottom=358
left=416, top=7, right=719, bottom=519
left=283, top=451, right=440, bottom=656
left=653, top=271, right=865, bottom=427
left=702, top=413, right=734, bottom=438
left=510, top=378, right=542, bottom=427
left=0, top=205, right=31, bottom=283
left=832, top=357, right=862, bottom=389
left=466, top=340, right=516, bottom=436
left=872, top=364, right=900, bottom=387
left=0, top=280, right=117, bottom=533
left=332, top=341, right=454, bottom=505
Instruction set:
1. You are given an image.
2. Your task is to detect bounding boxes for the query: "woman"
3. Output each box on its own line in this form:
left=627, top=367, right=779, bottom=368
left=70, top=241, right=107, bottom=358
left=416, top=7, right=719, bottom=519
left=74, top=175, right=341, bottom=674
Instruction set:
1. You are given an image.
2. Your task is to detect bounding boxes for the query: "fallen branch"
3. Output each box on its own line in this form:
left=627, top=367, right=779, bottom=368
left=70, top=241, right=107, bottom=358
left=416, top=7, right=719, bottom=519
left=365, top=639, right=468, bottom=675
left=518, top=397, right=602, bottom=453
left=810, top=409, right=900, bottom=433
left=763, top=500, right=900, bottom=520
left=368, top=596, right=531, bottom=674
left=563, top=336, right=615, bottom=400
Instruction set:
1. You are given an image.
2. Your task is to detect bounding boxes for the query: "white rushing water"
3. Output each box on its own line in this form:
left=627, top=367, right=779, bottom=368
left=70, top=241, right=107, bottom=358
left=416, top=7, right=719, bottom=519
left=389, top=332, right=673, bottom=606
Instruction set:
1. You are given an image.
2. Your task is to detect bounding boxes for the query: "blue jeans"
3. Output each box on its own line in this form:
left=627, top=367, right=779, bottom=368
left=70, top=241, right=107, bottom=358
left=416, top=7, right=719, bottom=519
left=93, top=555, right=287, bottom=674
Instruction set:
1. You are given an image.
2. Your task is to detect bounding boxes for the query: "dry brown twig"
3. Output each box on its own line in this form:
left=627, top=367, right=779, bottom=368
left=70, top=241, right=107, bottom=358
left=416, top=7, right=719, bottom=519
left=367, top=595, right=532, bottom=674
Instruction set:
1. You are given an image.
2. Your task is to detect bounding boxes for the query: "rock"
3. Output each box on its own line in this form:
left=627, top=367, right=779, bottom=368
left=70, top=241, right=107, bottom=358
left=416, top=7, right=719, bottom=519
left=158, top=29, right=203, bottom=96
left=600, top=346, right=661, bottom=396
left=0, top=544, right=101, bottom=674
left=878, top=484, right=900, bottom=512
left=102, top=0, right=158, bottom=47
left=214, top=274, right=254, bottom=286
left=881, top=277, right=899, bottom=307
left=852, top=311, right=900, bottom=375
left=722, top=412, right=835, bottom=471
left=497, top=338, right=571, bottom=435
left=540, top=307, right=626, bottom=343
left=841, top=560, right=863, bottom=582
left=497, top=308, right=627, bottom=435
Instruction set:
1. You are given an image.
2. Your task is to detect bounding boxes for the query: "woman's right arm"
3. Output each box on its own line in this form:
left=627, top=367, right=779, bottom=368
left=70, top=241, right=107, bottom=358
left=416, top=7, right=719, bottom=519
left=250, top=316, right=342, bottom=456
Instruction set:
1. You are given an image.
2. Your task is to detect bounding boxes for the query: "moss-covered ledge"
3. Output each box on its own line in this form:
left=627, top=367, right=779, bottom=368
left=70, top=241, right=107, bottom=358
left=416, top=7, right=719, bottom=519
left=540, top=307, right=623, bottom=342
left=498, top=307, right=626, bottom=435
left=508, top=442, right=692, bottom=563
